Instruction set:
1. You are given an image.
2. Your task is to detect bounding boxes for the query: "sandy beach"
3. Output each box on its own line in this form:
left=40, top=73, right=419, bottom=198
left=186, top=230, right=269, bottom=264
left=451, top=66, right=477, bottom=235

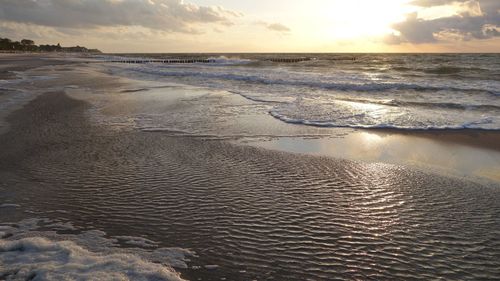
left=1, top=54, right=500, bottom=280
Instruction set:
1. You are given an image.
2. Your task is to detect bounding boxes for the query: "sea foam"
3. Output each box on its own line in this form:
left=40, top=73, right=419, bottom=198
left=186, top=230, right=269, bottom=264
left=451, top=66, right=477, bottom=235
left=0, top=238, right=184, bottom=281
left=0, top=218, right=191, bottom=281
left=103, top=53, right=500, bottom=131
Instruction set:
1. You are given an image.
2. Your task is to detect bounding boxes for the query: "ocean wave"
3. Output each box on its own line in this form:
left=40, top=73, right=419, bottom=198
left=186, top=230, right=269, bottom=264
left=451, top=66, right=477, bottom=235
left=374, top=99, right=500, bottom=111
left=228, top=90, right=291, bottom=104
left=104, top=54, right=500, bottom=132
left=390, top=66, right=489, bottom=74
left=231, top=90, right=500, bottom=112
left=101, top=55, right=257, bottom=66
left=207, top=56, right=256, bottom=66
left=132, top=66, right=499, bottom=96
left=269, top=110, right=498, bottom=130
left=423, top=66, right=483, bottom=75
left=391, top=66, right=413, bottom=72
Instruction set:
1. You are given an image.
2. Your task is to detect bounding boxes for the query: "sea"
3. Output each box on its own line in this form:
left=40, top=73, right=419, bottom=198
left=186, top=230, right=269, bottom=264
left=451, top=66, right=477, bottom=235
left=100, top=53, right=500, bottom=131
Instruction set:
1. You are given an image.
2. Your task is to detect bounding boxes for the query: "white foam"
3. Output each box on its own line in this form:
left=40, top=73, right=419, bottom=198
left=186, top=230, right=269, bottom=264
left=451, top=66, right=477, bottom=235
left=45, top=221, right=77, bottom=231
left=204, top=265, right=220, bottom=270
left=118, top=63, right=499, bottom=95
left=101, top=55, right=500, bottom=131
left=150, top=248, right=196, bottom=269
left=269, top=109, right=500, bottom=130
left=207, top=56, right=254, bottom=66
left=0, top=238, right=185, bottom=281
left=268, top=98, right=500, bottom=131
left=0, top=203, right=20, bottom=208
left=115, top=235, right=158, bottom=248
left=0, top=218, right=192, bottom=281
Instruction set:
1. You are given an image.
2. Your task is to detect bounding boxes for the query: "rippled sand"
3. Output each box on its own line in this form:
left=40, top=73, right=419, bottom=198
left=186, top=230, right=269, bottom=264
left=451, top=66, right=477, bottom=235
left=0, top=93, right=499, bottom=280
left=1, top=56, right=500, bottom=280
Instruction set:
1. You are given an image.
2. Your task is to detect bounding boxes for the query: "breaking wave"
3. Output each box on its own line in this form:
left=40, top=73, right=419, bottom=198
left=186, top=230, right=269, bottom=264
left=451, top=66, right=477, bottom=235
left=102, top=53, right=500, bottom=130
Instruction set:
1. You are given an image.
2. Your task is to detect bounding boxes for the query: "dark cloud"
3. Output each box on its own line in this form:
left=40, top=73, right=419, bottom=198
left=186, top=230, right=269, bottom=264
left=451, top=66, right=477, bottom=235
left=0, top=0, right=241, bottom=33
left=387, top=0, right=499, bottom=44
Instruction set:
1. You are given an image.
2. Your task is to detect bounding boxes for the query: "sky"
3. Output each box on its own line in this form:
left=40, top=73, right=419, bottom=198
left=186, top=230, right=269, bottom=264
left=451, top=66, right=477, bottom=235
left=0, top=0, right=498, bottom=53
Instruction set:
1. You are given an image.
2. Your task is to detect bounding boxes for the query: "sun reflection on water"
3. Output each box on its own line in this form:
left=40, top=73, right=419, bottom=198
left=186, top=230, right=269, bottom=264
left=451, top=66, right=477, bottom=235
left=250, top=131, right=500, bottom=183
left=340, top=100, right=391, bottom=122
left=360, top=132, right=383, bottom=146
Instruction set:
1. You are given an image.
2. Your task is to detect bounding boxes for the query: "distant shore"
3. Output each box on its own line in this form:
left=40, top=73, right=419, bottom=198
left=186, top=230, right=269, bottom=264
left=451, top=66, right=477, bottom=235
left=0, top=36, right=101, bottom=53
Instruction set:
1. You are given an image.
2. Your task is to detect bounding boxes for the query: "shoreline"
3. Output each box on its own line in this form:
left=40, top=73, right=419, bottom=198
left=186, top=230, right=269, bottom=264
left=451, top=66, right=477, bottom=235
left=242, top=131, right=500, bottom=183
left=1, top=54, right=500, bottom=280
left=2, top=87, right=499, bottom=280
left=371, top=128, right=500, bottom=151
left=2, top=54, right=500, bottom=182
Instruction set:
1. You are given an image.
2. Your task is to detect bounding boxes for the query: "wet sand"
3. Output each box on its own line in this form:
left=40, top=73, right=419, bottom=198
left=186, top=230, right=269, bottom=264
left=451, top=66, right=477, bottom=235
left=247, top=129, right=500, bottom=183
left=0, top=54, right=72, bottom=79
left=1, top=55, right=500, bottom=280
left=373, top=128, right=500, bottom=152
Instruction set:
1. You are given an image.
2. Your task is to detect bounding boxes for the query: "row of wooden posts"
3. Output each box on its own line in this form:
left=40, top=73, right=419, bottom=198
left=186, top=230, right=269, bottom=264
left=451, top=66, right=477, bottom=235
left=108, top=59, right=215, bottom=64
left=108, top=58, right=318, bottom=64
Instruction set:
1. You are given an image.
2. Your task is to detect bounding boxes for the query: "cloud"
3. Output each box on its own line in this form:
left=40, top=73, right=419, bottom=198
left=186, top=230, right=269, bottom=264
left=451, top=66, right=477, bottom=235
left=411, top=0, right=498, bottom=8
left=256, top=21, right=291, bottom=33
left=410, top=0, right=458, bottom=7
left=0, top=0, right=241, bottom=34
left=266, top=23, right=291, bottom=32
left=0, top=22, right=71, bottom=40
left=387, top=0, right=500, bottom=44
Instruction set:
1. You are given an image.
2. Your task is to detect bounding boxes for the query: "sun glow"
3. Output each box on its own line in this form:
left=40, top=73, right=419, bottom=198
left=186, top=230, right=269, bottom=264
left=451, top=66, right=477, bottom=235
left=321, top=0, right=414, bottom=39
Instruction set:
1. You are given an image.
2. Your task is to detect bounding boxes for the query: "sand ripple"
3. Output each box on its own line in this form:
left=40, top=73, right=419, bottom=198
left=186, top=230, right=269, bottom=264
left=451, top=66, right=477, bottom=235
left=1, top=92, right=499, bottom=280
left=3, top=136, right=498, bottom=280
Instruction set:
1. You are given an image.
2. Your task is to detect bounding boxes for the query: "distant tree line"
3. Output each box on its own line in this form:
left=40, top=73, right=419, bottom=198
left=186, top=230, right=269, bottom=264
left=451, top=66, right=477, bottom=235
left=0, top=37, right=101, bottom=53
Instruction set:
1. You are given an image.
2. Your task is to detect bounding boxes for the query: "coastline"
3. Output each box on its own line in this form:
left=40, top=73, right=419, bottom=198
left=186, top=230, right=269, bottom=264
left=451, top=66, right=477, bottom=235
left=0, top=53, right=70, bottom=79
left=371, top=128, right=500, bottom=151
left=2, top=53, right=500, bottom=182
left=1, top=54, right=500, bottom=280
